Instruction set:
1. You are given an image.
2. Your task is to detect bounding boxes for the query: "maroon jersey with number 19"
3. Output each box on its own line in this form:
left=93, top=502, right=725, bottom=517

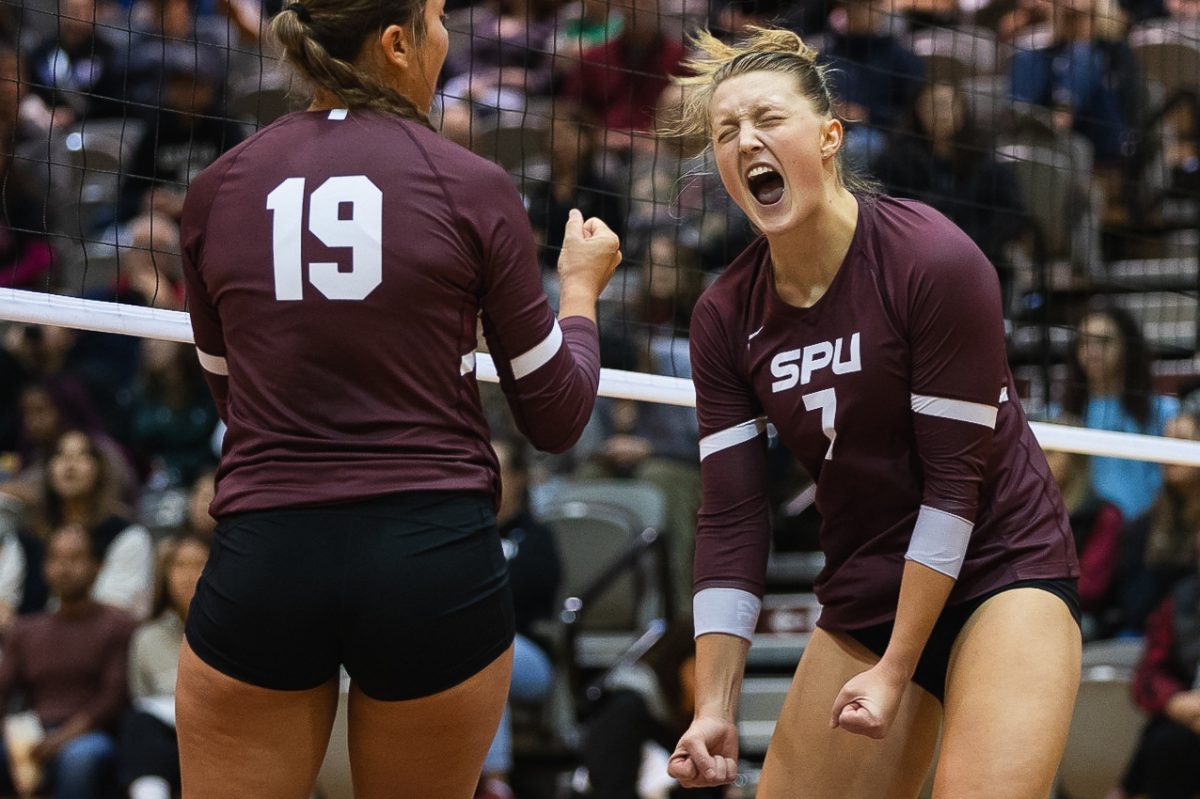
left=181, top=109, right=600, bottom=517
left=691, top=195, right=1078, bottom=630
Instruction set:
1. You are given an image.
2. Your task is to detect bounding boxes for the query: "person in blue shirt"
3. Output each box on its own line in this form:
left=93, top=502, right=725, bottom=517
left=1063, top=306, right=1179, bottom=521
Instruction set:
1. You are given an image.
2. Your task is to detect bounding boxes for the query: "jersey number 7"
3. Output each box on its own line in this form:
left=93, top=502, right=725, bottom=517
left=802, top=387, right=837, bottom=460
left=266, top=175, right=383, bottom=301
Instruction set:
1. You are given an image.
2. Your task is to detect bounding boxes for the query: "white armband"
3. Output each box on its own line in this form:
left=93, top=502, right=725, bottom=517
left=693, top=587, right=761, bottom=642
left=904, top=505, right=972, bottom=579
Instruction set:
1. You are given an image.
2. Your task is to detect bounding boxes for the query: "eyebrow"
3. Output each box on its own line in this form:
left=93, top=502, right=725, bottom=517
left=714, top=102, right=782, bottom=127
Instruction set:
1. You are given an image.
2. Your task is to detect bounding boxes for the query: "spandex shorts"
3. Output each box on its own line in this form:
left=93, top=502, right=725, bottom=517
left=185, top=490, right=514, bottom=701
left=842, top=578, right=1080, bottom=703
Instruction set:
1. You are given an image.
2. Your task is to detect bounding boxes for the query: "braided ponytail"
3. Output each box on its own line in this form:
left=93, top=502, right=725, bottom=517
left=270, top=0, right=433, bottom=128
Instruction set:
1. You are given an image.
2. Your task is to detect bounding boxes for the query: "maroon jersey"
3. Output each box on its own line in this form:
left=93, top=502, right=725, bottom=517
left=181, top=109, right=600, bottom=516
left=691, top=196, right=1078, bottom=631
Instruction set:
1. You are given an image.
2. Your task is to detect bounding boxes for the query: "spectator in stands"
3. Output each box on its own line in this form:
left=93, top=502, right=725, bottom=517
left=1009, top=0, right=1142, bottom=166
left=1063, top=306, right=1179, bottom=522
left=26, top=0, right=131, bottom=124
left=127, top=0, right=241, bottom=110
left=527, top=107, right=626, bottom=270
left=477, top=436, right=561, bottom=799
left=1117, top=410, right=1200, bottom=634
left=114, top=214, right=184, bottom=311
left=580, top=617, right=726, bottom=799
left=32, top=430, right=154, bottom=620
left=0, top=510, right=50, bottom=635
left=553, top=0, right=625, bottom=67
left=3, top=373, right=136, bottom=507
left=441, top=0, right=559, bottom=113
left=118, top=43, right=244, bottom=224
left=130, top=0, right=260, bottom=41
left=1126, top=526, right=1200, bottom=799
left=561, top=0, right=687, bottom=153
left=119, top=534, right=209, bottom=799
left=1045, top=437, right=1124, bottom=639
left=0, top=525, right=137, bottom=799
left=125, top=339, right=219, bottom=490
left=820, top=0, right=925, bottom=167
left=878, top=81, right=1029, bottom=288
left=0, top=46, right=54, bottom=291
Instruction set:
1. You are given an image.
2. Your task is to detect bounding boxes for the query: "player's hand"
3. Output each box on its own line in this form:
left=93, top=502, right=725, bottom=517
left=831, top=662, right=908, bottom=739
left=557, top=208, right=621, bottom=301
left=668, top=714, right=739, bottom=788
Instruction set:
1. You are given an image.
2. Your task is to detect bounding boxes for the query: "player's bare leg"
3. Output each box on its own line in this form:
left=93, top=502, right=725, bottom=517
left=933, top=588, right=1081, bottom=799
left=757, top=628, right=943, bottom=799
left=176, top=640, right=339, bottom=799
left=348, top=644, right=513, bottom=799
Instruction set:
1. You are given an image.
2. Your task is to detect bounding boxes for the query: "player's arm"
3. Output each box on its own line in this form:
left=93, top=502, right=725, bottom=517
left=834, top=233, right=1006, bottom=737
left=670, top=299, right=771, bottom=788
left=477, top=171, right=616, bottom=453
left=181, top=166, right=231, bottom=423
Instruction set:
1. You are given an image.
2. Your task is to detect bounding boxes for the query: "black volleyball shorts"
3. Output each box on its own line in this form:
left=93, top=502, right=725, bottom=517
left=185, top=490, right=515, bottom=700
left=843, top=578, right=1080, bottom=703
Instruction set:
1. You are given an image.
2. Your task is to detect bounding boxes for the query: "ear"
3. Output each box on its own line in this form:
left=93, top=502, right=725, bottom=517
left=820, top=117, right=843, bottom=161
left=377, top=23, right=412, bottom=71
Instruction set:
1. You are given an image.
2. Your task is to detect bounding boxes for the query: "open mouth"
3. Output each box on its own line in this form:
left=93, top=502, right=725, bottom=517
left=746, top=165, right=785, bottom=206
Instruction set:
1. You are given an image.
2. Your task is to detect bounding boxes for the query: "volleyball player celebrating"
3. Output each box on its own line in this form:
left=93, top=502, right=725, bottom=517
left=176, top=2, right=621, bottom=797
left=666, top=29, right=1081, bottom=798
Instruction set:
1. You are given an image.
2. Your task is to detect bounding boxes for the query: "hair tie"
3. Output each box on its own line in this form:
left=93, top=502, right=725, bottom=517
left=284, top=3, right=311, bottom=23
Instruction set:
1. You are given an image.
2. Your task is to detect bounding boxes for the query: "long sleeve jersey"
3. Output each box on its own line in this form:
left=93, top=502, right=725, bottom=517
left=181, top=109, right=601, bottom=515
left=691, top=195, right=1077, bottom=630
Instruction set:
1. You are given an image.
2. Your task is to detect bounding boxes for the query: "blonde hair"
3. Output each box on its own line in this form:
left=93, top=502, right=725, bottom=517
left=270, top=0, right=432, bottom=128
left=670, top=27, right=876, bottom=194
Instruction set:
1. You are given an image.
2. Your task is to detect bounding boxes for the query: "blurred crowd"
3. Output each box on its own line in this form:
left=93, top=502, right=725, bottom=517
left=0, top=0, right=1196, bottom=797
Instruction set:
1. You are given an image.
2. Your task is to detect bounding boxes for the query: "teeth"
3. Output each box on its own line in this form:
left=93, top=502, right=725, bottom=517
left=747, top=165, right=773, bottom=179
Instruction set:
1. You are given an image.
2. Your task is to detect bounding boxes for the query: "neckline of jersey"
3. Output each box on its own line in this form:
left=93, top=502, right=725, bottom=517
left=764, top=195, right=868, bottom=319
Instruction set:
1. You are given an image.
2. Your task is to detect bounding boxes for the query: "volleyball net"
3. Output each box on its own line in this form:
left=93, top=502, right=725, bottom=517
left=0, top=0, right=1197, bottom=466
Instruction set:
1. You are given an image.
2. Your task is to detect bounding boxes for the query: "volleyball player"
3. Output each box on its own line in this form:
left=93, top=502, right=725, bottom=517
left=665, top=29, right=1082, bottom=798
left=175, top=1, right=622, bottom=797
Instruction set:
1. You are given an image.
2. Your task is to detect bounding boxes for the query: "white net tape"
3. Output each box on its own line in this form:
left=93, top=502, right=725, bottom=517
left=4, top=287, right=1200, bottom=466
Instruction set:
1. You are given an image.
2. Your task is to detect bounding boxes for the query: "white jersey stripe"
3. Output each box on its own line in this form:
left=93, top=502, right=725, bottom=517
left=699, top=417, right=767, bottom=461
left=910, top=393, right=998, bottom=428
left=196, top=347, right=228, bottom=376
left=905, top=504, right=973, bottom=578
left=510, top=320, right=563, bottom=379
left=693, top=587, right=762, bottom=642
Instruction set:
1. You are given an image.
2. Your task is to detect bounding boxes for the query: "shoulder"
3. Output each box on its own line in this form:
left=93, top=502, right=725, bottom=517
left=184, top=122, right=268, bottom=207
left=692, top=237, right=770, bottom=352
left=865, top=195, right=994, bottom=283
left=397, top=119, right=520, bottom=201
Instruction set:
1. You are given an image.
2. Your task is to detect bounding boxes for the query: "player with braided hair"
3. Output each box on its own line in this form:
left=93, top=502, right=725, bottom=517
left=175, top=2, right=622, bottom=797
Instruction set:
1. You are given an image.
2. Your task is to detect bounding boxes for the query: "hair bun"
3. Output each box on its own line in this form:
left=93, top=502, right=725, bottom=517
left=740, top=26, right=818, bottom=62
